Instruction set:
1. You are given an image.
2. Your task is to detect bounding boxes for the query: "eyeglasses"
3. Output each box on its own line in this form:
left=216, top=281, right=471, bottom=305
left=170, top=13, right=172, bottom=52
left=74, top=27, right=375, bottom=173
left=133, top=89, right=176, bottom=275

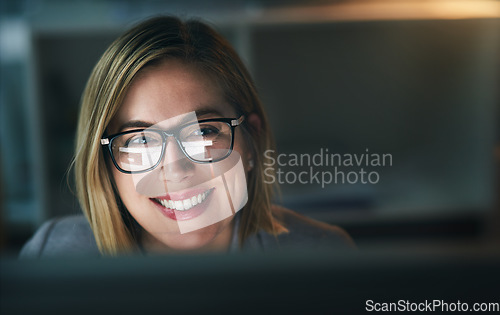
left=101, top=116, right=244, bottom=174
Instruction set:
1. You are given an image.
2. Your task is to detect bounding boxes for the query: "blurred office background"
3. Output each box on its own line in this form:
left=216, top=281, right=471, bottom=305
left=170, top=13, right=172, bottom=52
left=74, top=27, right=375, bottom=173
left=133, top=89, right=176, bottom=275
left=0, top=0, right=498, bottom=255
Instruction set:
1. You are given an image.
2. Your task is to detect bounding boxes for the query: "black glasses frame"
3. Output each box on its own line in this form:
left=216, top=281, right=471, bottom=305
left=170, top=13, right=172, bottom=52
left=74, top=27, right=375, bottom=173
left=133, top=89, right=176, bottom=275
left=100, top=116, right=245, bottom=174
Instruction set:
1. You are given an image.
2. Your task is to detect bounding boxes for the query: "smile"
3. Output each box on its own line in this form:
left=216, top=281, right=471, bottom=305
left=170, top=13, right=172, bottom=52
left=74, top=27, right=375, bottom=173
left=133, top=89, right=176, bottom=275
left=152, top=188, right=214, bottom=211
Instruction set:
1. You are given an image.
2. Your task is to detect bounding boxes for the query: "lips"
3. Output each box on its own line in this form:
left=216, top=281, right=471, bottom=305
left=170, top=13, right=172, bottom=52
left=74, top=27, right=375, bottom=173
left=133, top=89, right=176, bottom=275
left=153, top=190, right=211, bottom=211
left=150, top=188, right=214, bottom=221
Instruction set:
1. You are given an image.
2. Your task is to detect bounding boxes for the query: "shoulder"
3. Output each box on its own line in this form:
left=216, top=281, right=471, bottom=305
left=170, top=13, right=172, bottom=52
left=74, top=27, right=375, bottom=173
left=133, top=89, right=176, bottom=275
left=19, top=215, right=99, bottom=258
left=258, top=205, right=355, bottom=251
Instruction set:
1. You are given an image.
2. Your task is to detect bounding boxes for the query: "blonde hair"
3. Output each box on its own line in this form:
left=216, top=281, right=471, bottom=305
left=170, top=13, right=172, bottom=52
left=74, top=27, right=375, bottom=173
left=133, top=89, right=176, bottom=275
left=75, top=16, right=286, bottom=255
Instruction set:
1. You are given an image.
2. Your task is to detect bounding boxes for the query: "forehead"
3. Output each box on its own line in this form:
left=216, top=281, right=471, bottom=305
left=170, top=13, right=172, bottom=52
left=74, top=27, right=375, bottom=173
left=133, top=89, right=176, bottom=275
left=109, top=59, right=233, bottom=132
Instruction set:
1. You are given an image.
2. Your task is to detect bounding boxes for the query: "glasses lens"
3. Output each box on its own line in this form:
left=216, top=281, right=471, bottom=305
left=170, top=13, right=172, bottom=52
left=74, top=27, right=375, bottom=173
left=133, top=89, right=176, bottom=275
left=111, top=131, right=163, bottom=172
left=179, top=121, right=232, bottom=162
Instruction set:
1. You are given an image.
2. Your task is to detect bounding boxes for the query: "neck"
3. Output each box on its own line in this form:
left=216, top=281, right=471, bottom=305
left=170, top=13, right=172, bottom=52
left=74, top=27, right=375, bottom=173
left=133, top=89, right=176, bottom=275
left=139, top=220, right=235, bottom=255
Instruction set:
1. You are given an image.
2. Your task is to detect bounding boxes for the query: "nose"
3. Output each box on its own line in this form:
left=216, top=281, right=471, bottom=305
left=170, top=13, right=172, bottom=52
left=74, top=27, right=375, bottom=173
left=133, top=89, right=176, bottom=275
left=158, top=136, right=195, bottom=183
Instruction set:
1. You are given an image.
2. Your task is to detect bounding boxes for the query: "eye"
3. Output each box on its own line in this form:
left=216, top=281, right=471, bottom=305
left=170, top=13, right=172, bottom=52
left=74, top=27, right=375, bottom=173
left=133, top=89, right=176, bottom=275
left=179, top=122, right=228, bottom=143
left=126, top=132, right=161, bottom=146
left=184, top=124, right=220, bottom=140
left=193, top=126, right=220, bottom=137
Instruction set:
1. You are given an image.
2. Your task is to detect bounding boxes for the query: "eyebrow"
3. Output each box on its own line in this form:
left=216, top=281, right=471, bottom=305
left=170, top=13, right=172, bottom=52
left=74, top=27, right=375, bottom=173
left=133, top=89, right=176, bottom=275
left=118, top=120, right=152, bottom=130
left=117, top=108, right=226, bottom=132
left=195, top=108, right=225, bottom=119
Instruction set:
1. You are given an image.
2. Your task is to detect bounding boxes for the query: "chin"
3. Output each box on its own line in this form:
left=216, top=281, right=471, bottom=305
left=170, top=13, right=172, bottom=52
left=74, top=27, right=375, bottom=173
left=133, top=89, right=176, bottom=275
left=153, top=223, right=226, bottom=252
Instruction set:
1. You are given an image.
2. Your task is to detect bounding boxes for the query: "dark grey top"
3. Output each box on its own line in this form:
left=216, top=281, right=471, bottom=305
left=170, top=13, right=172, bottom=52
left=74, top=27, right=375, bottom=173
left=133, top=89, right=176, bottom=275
left=19, top=207, right=354, bottom=258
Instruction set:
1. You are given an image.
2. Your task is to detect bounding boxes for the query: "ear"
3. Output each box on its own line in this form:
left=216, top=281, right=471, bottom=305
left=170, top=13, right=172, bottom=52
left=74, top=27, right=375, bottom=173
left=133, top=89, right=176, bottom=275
left=247, top=113, right=262, bottom=135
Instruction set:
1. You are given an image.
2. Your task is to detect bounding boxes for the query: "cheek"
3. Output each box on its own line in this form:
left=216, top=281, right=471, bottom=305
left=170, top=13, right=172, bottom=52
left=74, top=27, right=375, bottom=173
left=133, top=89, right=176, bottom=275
left=233, top=131, right=254, bottom=172
left=112, top=168, right=128, bottom=194
left=111, top=168, right=143, bottom=209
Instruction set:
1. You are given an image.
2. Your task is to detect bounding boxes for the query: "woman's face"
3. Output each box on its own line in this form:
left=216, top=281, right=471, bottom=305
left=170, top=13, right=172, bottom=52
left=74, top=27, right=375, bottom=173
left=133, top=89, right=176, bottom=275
left=107, top=59, right=250, bottom=253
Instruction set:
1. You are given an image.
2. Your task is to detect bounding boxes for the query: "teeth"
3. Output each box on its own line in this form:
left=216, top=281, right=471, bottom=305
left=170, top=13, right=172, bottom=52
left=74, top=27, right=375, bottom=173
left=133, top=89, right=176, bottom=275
left=174, top=200, right=184, bottom=211
left=156, top=190, right=211, bottom=211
